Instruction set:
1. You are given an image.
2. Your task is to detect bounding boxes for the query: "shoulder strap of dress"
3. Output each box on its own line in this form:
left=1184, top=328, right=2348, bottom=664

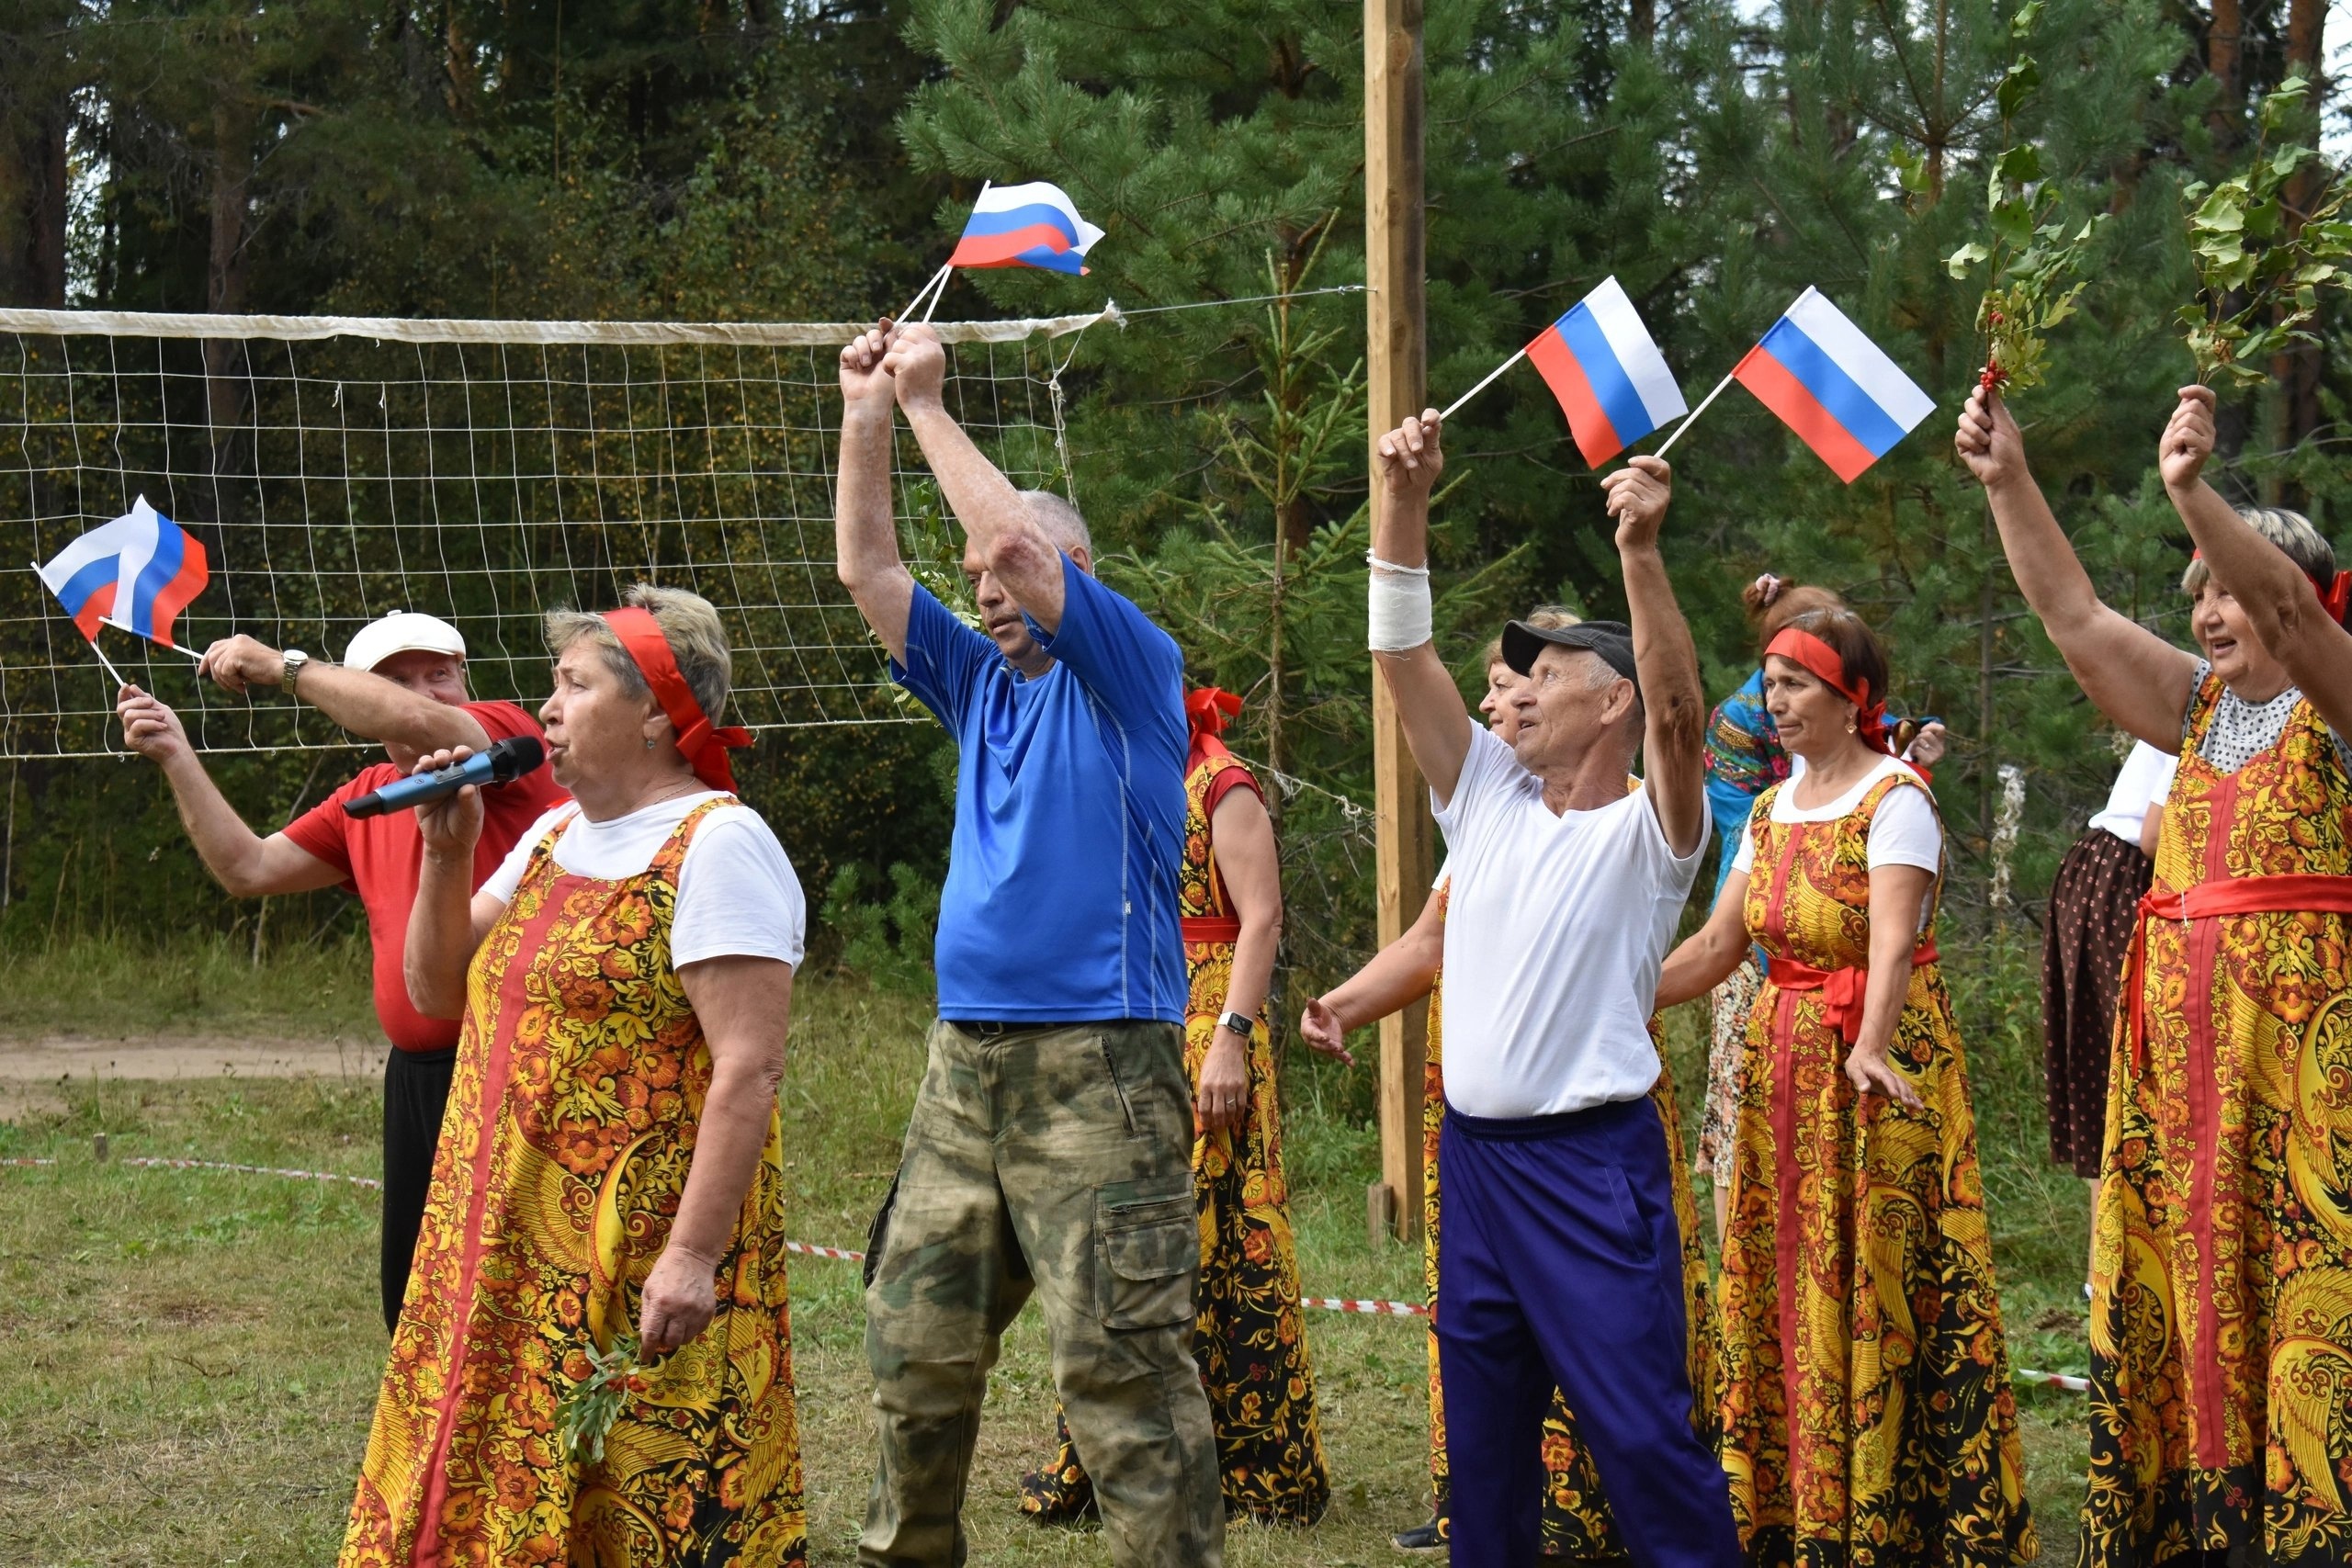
left=2181, top=666, right=2230, bottom=752
left=649, top=795, right=739, bottom=876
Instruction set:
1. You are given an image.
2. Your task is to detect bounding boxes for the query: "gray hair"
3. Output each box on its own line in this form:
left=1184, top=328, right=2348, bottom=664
left=1023, top=490, right=1093, bottom=558
left=545, top=583, right=733, bottom=725
left=2181, top=507, right=2338, bottom=597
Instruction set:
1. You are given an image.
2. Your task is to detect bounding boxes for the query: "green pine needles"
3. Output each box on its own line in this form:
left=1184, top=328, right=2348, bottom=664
left=2178, top=73, right=2352, bottom=386
left=1947, top=1, right=2106, bottom=395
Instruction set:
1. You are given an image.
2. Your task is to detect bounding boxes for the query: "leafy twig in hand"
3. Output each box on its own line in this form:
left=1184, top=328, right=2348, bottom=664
left=2178, top=73, right=2352, bottom=386
left=1944, top=1, right=2106, bottom=394
left=557, top=1332, right=648, bottom=1468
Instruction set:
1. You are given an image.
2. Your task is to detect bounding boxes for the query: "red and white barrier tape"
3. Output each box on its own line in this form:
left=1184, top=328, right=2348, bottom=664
left=2011, top=1367, right=2091, bottom=1393
left=4, top=1154, right=2103, bottom=1373
left=1301, top=1295, right=1427, bottom=1317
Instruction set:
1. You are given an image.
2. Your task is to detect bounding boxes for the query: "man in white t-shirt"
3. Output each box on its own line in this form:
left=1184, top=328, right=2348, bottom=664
left=1366, top=409, right=1738, bottom=1566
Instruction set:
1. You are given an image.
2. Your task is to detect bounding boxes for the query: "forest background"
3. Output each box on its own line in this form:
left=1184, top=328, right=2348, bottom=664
left=1, top=0, right=2346, bottom=1089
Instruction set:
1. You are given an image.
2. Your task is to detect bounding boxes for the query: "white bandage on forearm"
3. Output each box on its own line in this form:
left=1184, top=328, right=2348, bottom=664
left=1367, top=552, right=1433, bottom=650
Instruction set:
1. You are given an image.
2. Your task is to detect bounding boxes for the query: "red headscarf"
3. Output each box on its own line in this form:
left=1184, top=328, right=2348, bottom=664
left=600, top=606, right=752, bottom=793
left=1764, top=626, right=1896, bottom=757
left=1186, top=685, right=1242, bottom=765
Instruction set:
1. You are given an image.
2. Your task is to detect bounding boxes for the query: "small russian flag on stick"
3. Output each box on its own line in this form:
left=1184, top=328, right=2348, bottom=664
left=1710, top=288, right=1935, bottom=481
left=898, top=179, right=1107, bottom=325
left=1442, top=277, right=1687, bottom=468
left=30, top=495, right=211, bottom=687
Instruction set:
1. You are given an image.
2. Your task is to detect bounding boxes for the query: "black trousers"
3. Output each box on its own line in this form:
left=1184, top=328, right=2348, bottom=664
left=380, top=1044, right=458, bottom=1332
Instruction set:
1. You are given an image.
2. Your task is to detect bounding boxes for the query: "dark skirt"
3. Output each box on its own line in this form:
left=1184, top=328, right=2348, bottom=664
left=2041, top=826, right=2154, bottom=1178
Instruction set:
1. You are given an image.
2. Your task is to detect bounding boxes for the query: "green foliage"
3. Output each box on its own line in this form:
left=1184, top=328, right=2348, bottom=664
left=557, top=1333, right=645, bottom=1467
left=822, top=862, right=944, bottom=993
left=2178, top=74, right=2352, bottom=386
left=1946, top=4, right=2106, bottom=395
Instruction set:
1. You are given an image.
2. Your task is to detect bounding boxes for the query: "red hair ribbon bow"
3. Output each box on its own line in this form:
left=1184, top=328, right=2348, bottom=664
left=1764, top=626, right=1895, bottom=756
left=1186, top=685, right=1242, bottom=750
left=601, top=606, right=753, bottom=794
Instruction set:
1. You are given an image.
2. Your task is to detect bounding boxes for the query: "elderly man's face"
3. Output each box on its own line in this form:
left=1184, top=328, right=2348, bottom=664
left=539, top=642, right=656, bottom=792
left=372, top=649, right=469, bottom=706
left=962, top=548, right=1044, bottom=666
left=1507, top=645, right=1631, bottom=773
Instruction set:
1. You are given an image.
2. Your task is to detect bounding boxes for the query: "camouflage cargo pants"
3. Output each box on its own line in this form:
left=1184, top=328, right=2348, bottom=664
left=859, top=1018, right=1223, bottom=1568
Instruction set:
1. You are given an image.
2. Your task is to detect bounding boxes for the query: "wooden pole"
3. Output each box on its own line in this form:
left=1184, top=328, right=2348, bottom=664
left=1365, top=0, right=1430, bottom=1245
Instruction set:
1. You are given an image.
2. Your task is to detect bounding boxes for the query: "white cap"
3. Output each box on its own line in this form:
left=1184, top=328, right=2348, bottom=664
left=344, top=612, right=466, bottom=672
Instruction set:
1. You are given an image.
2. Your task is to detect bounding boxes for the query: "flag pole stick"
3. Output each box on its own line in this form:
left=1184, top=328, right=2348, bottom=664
left=99, top=616, right=202, bottom=660
left=1440, top=344, right=1528, bottom=421
left=921, top=269, right=951, bottom=323
left=28, top=561, right=129, bottom=688
left=894, top=264, right=951, bottom=325
left=1652, top=367, right=1738, bottom=458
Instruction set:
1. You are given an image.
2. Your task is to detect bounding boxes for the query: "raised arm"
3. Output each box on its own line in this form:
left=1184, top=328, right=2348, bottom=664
left=1955, top=386, right=2199, bottom=746
left=1297, top=885, right=1447, bottom=1065
left=198, top=636, right=491, bottom=754
left=887, top=324, right=1070, bottom=633
left=2160, top=386, right=2352, bottom=738
left=835, top=321, right=916, bottom=663
left=115, top=685, right=345, bottom=897
left=1602, top=457, right=1706, bottom=857
left=1370, top=411, right=1475, bottom=805
left=402, top=746, right=505, bottom=1020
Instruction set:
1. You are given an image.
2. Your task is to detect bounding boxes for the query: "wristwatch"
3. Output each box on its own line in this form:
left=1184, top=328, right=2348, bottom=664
left=1216, top=1010, right=1254, bottom=1039
left=281, top=649, right=311, bottom=694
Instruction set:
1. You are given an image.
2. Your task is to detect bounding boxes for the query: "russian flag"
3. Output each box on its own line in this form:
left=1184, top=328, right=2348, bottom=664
left=1733, top=288, right=1935, bottom=483
left=1524, top=276, right=1689, bottom=468
left=945, top=181, right=1106, bottom=276
left=36, top=496, right=209, bottom=647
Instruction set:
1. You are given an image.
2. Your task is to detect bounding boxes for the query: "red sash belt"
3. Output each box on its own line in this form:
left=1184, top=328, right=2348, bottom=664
left=1182, top=915, right=1243, bottom=943
left=1765, top=943, right=1939, bottom=1045
left=2125, top=874, right=2352, bottom=1066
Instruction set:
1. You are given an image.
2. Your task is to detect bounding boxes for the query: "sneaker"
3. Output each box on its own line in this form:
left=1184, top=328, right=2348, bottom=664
left=1394, top=1518, right=1446, bottom=1551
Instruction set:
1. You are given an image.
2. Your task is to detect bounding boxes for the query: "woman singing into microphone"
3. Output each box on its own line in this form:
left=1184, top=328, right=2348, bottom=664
left=338, top=584, right=811, bottom=1568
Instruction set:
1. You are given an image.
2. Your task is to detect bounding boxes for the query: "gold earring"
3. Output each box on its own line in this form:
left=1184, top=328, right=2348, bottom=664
left=1846, top=717, right=1858, bottom=733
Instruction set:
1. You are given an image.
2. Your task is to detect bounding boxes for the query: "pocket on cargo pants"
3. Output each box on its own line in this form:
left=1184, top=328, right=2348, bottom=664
left=1094, top=1191, right=1199, bottom=1330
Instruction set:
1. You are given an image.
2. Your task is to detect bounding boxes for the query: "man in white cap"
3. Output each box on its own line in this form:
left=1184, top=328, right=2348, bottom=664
left=114, top=613, right=567, bottom=1330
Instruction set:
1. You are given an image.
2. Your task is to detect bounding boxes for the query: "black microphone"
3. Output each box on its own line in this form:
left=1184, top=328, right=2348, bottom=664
left=344, top=736, right=547, bottom=819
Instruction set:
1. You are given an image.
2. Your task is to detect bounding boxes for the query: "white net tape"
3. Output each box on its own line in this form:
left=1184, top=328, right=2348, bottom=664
left=0, top=307, right=1114, bottom=758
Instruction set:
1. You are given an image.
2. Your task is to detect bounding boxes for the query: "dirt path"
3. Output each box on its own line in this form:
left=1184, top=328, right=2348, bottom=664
left=0, top=1034, right=386, bottom=1119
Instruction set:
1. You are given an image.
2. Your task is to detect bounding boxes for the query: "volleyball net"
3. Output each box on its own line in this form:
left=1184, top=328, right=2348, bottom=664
left=0, top=307, right=1113, bottom=757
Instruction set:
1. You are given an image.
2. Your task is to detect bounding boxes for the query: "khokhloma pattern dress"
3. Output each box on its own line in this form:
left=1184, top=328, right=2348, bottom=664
left=1420, top=877, right=1719, bottom=1555
left=1019, top=740, right=1331, bottom=1524
left=339, top=800, right=806, bottom=1568
left=1718, top=772, right=2034, bottom=1567
left=2078, top=673, right=2352, bottom=1562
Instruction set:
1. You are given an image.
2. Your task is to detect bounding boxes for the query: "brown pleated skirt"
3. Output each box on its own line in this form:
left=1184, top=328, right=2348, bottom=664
left=2041, top=826, right=2154, bottom=1177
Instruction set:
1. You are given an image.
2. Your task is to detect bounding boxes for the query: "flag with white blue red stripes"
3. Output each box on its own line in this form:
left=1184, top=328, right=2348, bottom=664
left=35, top=495, right=209, bottom=648
left=1733, top=288, right=1934, bottom=483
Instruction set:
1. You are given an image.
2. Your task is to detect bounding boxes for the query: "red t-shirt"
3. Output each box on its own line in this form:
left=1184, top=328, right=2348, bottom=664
left=281, top=700, right=570, bottom=1052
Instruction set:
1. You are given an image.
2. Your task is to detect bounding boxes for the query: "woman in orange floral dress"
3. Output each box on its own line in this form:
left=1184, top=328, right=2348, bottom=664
left=339, top=586, right=807, bottom=1567
left=1961, top=384, right=2352, bottom=1562
left=1304, top=622, right=1714, bottom=1557
left=1659, top=604, right=2033, bottom=1565
left=1020, top=686, right=1333, bottom=1525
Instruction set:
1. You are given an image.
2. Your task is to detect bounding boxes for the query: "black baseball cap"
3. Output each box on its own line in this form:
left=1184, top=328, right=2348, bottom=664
left=1501, top=618, right=1638, bottom=687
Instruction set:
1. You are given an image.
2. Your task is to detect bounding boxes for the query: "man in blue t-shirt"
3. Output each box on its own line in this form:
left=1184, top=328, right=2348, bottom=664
left=833, top=321, right=1220, bottom=1568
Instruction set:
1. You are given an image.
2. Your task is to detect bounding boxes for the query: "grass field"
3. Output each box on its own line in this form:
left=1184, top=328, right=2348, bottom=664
left=0, top=936, right=2095, bottom=1565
